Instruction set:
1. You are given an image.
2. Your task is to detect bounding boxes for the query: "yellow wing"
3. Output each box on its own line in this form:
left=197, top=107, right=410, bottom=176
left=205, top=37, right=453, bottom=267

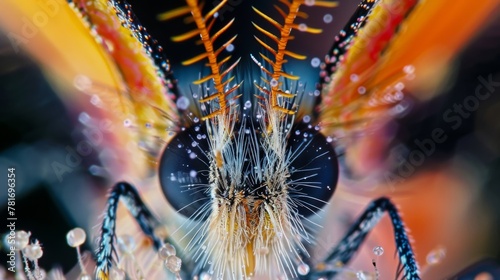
left=0, top=0, right=180, bottom=178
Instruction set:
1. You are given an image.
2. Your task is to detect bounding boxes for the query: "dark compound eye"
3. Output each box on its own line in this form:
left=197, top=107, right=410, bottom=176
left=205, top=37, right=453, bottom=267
left=159, top=125, right=212, bottom=220
left=286, top=124, right=338, bottom=217
left=159, top=123, right=339, bottom=220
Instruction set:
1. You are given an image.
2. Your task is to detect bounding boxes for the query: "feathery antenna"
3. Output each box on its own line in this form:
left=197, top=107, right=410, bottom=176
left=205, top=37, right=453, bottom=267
left=252, top=0, right=338, bottom=117
left=158, top=0, right=241, bottom=120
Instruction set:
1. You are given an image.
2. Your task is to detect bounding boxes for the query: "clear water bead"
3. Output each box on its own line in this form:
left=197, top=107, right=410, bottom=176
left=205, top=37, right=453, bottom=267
left=159, top=243, right=177, bottom=260
left=356, top=271, right=367, bottom=280
left=226, top=44, right=235, bottom=52
left=165, top=255, right=182, bottom=273
left=78, top=112, right=91, bottom=124
left=90, top=95, right=101, bottom=106
left=15, top=231, right=30, bottom=250
left=66, top=228, right=86, bottom=248
left=123, top=119, right=131, bottom=127
left=373, top=246, right=384, bottom=256
left=200, top=272, right=212, bottom=280
left=73, top=75, right=92, bottom=91
left=305, top=0, right=315, bottom=6
left=270, top=79, right=279, bottom=87
left=426, top=247, right=446, bottom=265
left=403, top=64, right=415, bottom=74
left=311, top=57, right=321, bottom=68
left=110, top=267, right=126, bottom=280
left=23, top=242, right=43, bottom=260
left=79, top=274, right=92, bottom=280
left=176, top=96, right=190, bottom=110
left=297, top=263, right=310, bottom=275
left=323, top=14, right=333, bottom=24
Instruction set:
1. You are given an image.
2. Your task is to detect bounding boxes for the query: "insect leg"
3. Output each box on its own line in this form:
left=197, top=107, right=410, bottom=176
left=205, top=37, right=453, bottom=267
left=95, top=182, right=180, bottom=279
left=311, top=197, right=419, bottom=280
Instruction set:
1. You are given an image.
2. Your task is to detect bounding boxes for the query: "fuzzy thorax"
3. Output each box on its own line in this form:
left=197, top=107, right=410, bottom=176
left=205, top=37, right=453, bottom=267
left=195, top=112, right=308, bottom=279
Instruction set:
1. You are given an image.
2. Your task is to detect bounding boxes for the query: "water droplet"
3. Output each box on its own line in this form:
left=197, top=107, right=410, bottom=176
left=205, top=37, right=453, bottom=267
left=73, top=75, right=92, bottom=91
left=190, top=170, right=197, bottom=177
left=297, top=263, right=310, bottom=275
left=226, top=44, right=235, bottom=52
left=110, top=268, right=126, bottom=280
left=270, top=79, right=279, bottom=87
left=303, top=115, right=311, bottom=123
left=305, top=0, right=315, bottom=6
left=79, top=274, right=92, bottom=280
left=159, top=243, right=177, bottom=259
left=298, top=23, right=308, bottom=32
left=78, top=112, right=91, bottom=124
left=14, top=231, right=30, bottom=250
left=373, top=246, right=384, bottom=256
left=66, top=228, right=86, bottom=247
left=200, top=272, right=212, bottom=280
left=23, top=242, right=43, bottom=260
left=395, top=82, right=405, bottom=91
left=311, top=57, right=321, bottom=68
left=165, top=255, right=182, bottom=272
left=394, top=91, right=404, bottom=100
left=403, top=65, right=415, bottom=74
left=176, top=96, right=190, bottom=110
left=426, top=247, right=446, bottom=265
left=350, top=74, right=359, bottom=82
left=356, top=271, right=367, bottom=280
left=123, top=119, right=131, bottom=127
left=90, top=95, right=101, bottom=106
left=358, top=86, right=366, bottom=94
left=323, top=14, right=333, bottom=24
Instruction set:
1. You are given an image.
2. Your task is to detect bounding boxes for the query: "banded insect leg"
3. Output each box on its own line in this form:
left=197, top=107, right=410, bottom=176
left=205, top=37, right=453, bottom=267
left=95, top=182, right=184, bottom=279
left=309, top=197, right=419, bottom=280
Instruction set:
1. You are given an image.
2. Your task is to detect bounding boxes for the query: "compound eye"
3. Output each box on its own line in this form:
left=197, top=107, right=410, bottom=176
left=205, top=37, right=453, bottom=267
left=287, top=125, right=339, bottom=217
left=159, top=125, right=211, bottom=220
